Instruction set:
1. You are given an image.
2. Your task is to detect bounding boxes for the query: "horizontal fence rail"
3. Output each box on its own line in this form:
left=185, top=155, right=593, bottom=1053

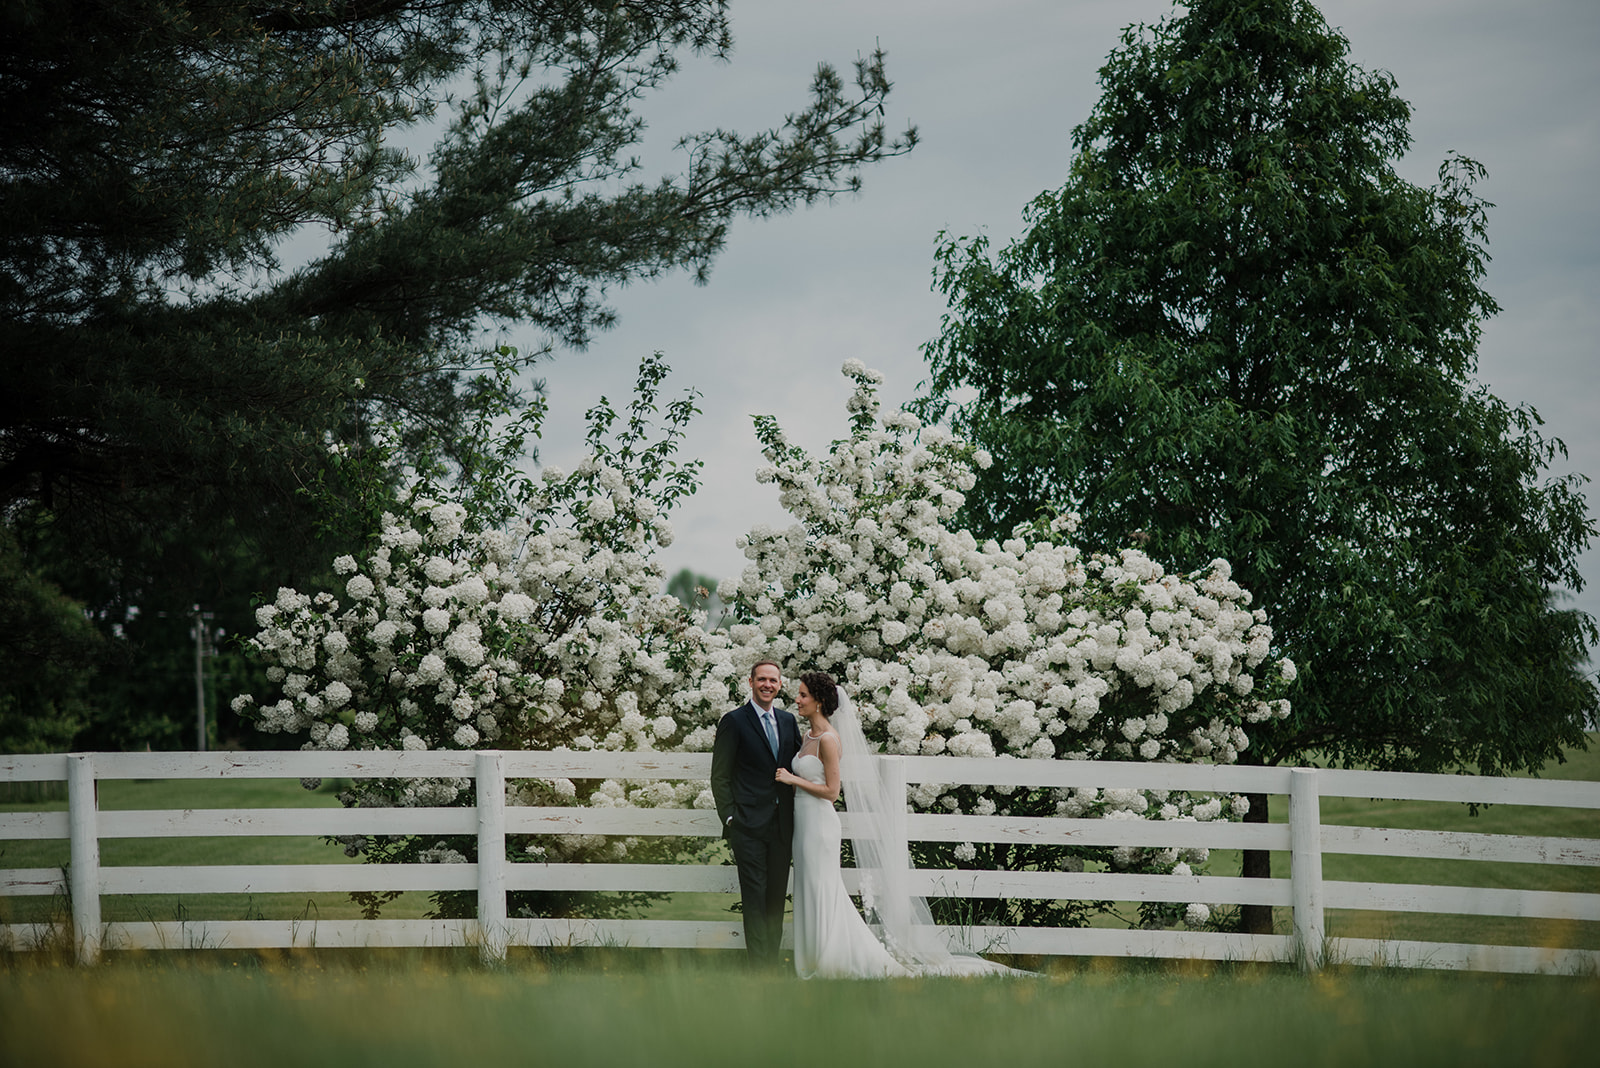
left=2, top=750, right=1598, bottom=974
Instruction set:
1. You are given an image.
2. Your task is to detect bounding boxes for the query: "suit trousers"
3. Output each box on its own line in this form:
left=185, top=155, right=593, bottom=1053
left=727, top=821, right=791, bottom=965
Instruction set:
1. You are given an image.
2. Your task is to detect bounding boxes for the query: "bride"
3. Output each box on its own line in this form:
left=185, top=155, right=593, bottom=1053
left=774, top=671, right=1021, bottom=979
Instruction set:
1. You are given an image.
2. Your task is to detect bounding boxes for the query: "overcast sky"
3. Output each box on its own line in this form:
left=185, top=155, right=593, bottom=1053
left=509, top=0, right=1599, bottom=638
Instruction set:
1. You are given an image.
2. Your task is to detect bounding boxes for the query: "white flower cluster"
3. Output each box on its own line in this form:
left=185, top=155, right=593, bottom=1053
left=721, top=362, right=1296, bottom=912
left=235, top=360, right=1295, bottom=926
left=233, top=369, right=741, bottom=855
left=239, top=477, right=706, bottom=773
left=728, top=361, right=1293, bottom=767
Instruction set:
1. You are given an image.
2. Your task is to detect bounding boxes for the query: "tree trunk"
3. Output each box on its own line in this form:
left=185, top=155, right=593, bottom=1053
left=1239, top=792, right=1273, bottom=934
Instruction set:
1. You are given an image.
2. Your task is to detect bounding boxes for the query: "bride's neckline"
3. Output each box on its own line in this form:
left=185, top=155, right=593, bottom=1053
left=806, top=729, right=834, bottom=740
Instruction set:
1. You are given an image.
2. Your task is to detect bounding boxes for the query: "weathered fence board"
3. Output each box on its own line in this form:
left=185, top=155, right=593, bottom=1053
left=912, top=869, right=1292, bottom=907
left=1317, top=769, right=1600, bottom=809
left=1329, top=937, right=1600, bottom=975
left=115, top=919, right=477, bottom=952
left=505, top=752, right=711, bottom=780
left=0, top=869, right=63, bottom=896
left=1324, top=880, right=1600, bottom=922
left=98, top=863, right=478, bottom=896
left=96, top=807, right=475, bottom=838
left=1320, top=825, right=1600, bottom=866
left=89, top=751, right=478, bottom=780
left=905, top=812, right=1289, bottom=850
left=0, top=812, right=68, bottom=840
left=508, top=863, right=744, bottom=894
left=0, top=755, right=67, bottom=781
left=506, top=807, right=720, bottom=835
left=960, top=925, right=1294, bottom=961
left=899, top=755, right=1293, bottom=793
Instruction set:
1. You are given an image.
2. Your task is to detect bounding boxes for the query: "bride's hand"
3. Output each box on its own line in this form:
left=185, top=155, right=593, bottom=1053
left=774, top=768, right=797, bottom=786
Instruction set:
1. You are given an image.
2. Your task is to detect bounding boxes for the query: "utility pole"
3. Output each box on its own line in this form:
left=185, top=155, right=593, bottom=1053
left=191, top=606, right=215, bottom=752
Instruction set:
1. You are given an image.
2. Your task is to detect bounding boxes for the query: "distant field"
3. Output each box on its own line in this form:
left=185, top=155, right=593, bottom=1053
left=1214, top=735, right=1600, bottom=949
left=3, top=737, right=1597, bottom=949
left=0, top=776, right=440, bottom=924
left=2, top=955, right=1597, bottom=1068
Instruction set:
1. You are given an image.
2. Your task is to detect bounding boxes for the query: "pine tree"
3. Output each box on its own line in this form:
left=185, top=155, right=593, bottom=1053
left=1, top=0, right=914, bottom=747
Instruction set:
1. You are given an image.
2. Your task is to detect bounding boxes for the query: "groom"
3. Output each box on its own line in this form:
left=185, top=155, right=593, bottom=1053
left=710, top=659, right=802, bottom=967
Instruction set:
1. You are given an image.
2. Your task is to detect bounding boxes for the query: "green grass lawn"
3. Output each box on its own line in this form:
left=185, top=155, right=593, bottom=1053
left=3, top=738, right=1598, bottom=947
left=1, top=954, right=1597, bottom=1067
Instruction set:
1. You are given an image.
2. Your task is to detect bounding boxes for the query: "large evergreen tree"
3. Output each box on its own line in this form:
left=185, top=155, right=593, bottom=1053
left=0, top=0, right=913, bottom=747
left=920, top=0, right=1594, bottom=779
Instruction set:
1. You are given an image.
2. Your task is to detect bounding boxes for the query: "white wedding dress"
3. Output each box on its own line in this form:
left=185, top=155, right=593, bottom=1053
left=789, top=715, right=1029, bottom=980
left=790, top=737, right=911, bottom=979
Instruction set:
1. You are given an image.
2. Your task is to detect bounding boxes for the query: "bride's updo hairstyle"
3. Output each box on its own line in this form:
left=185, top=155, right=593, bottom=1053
left=799, top=671, right=839, bottom=716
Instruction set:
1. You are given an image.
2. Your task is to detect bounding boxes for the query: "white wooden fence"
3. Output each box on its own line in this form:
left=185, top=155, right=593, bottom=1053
left=2, top=750, right=1597, bottom=974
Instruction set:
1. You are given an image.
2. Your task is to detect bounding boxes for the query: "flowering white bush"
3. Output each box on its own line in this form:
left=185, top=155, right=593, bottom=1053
left=233, top=357, right=743, bottom=917
left=717, top=360, right=1296, bottom=929
left=236, top=357, right=1295, bottom=931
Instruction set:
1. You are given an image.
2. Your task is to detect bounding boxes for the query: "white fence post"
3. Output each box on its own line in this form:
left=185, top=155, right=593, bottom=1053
left=880, top=755, right=911, bottom=889
left=1288, top=767, right=1325, bottom=970
left=476, top=750, right=508, bottom=964
left=67, top=753, right=101, bottom=965
left=880, top=755, right=909, bottom=854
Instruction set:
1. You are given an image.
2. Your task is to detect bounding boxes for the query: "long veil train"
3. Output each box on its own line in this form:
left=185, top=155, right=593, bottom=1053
left=832, top=690, right=1022, bottom=976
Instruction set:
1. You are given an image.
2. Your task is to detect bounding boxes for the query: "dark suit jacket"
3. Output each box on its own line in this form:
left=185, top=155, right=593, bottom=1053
left=710, top=700, right=803, bottom=840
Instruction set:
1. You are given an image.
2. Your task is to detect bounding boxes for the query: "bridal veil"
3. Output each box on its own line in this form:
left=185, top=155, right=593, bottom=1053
left=832, top=689, right=1017, bottom=975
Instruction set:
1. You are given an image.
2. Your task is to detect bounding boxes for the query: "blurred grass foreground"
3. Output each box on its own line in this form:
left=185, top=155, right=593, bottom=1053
left=2, top=953, right=1598, bottom=1067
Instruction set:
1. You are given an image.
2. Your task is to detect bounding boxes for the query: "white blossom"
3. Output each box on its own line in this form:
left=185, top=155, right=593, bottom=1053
left=238, top=358, right=1292, bottom=903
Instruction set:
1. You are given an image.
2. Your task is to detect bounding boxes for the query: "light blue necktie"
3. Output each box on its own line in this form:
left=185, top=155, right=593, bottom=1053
left=762, top=711, right=779, bottom=757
